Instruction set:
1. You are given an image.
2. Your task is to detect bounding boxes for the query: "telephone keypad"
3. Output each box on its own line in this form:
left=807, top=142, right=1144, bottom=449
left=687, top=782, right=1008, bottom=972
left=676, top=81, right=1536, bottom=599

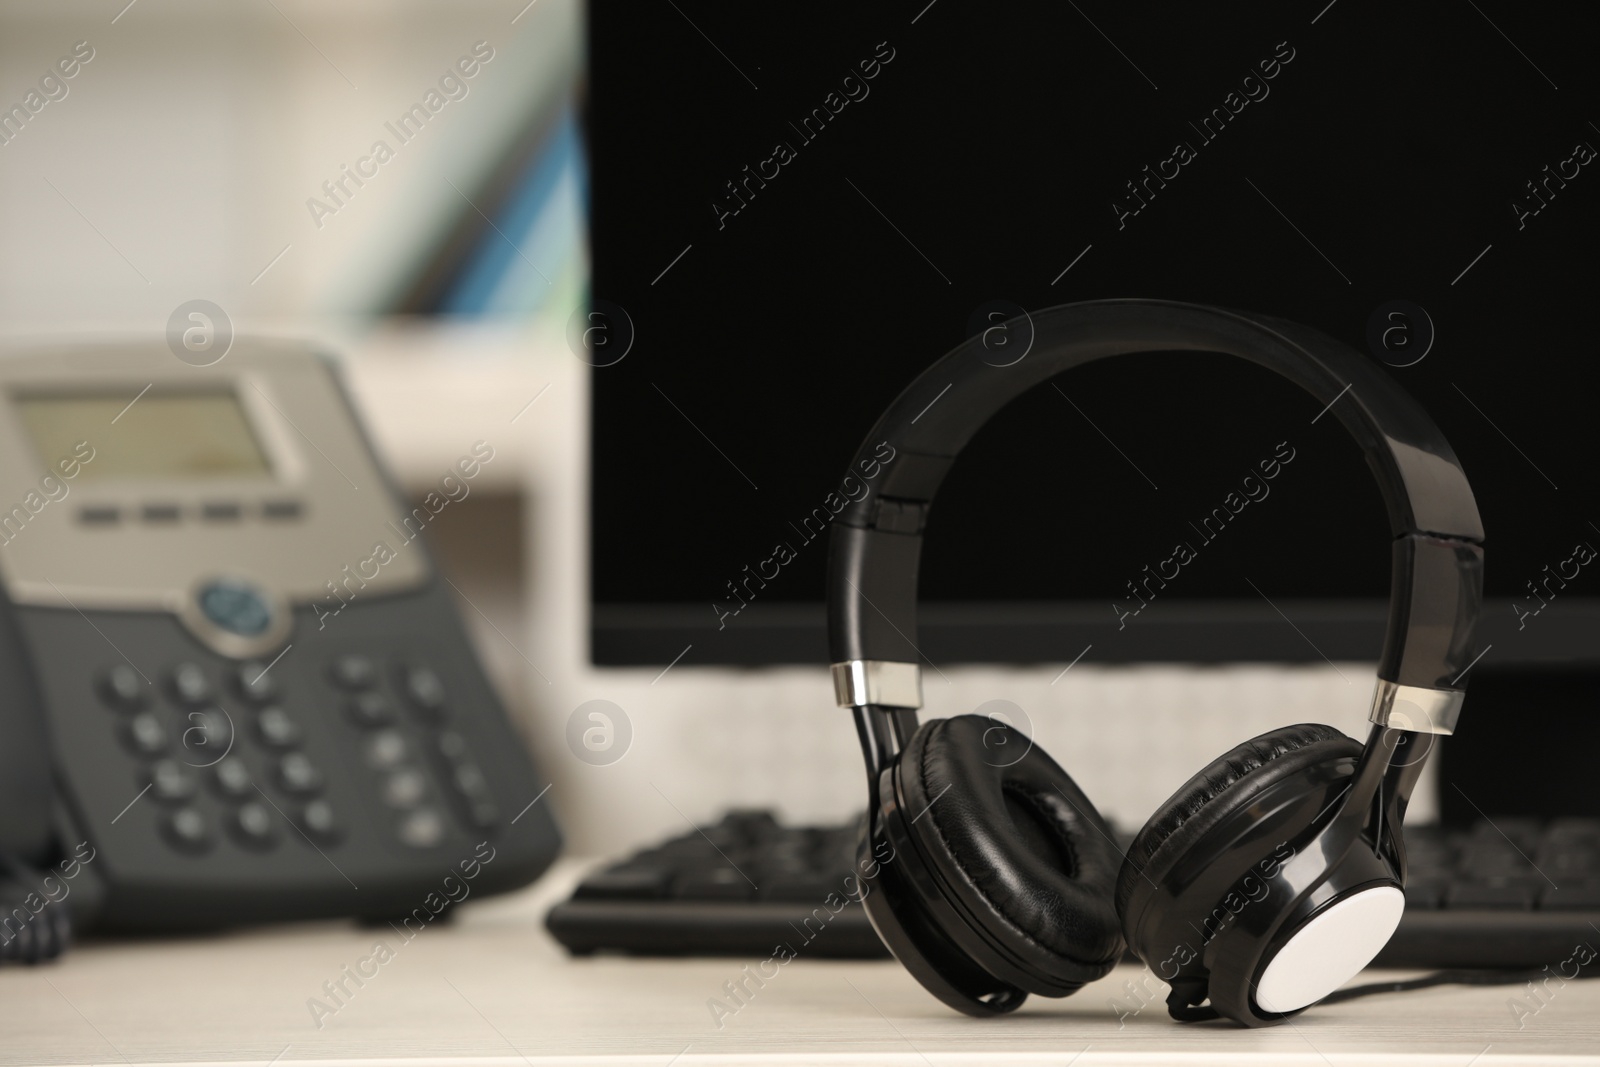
left=104, top=657, right=321, bottom=857
left=328, top=655, right=499, bottom=846
left=101, top=648, right=505, bottom=858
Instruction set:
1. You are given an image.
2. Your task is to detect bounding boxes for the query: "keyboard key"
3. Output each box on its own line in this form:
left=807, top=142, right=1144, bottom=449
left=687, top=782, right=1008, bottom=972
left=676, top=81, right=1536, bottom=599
left=1402, top=878, right=1447, bottom=910
left=762, top=874, right=848, bottom=903
left=1539, top=880, right=1600, bottom=911
left=1446, top=882, right=1537, bottom=910
left=675, top=868, right=754, bottom=901
left=1471, top=818, right=1541, bottom=850
left=99, top=664, right=147, bottom=710
left=1545, top=818, right=1600, bottom=844
left=575, top=866, right=672, bottom=900
left=1539, top=848, right=1599, bottom=877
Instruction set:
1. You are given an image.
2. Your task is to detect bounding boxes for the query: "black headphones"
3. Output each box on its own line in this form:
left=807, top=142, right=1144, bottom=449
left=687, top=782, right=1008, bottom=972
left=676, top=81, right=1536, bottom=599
left=826, top=299, right=1483, bottom=1027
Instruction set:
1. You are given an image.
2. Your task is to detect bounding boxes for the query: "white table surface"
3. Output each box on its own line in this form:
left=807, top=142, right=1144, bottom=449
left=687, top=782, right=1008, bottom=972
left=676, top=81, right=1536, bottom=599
left=1, top=859, right=1595, bottom=1067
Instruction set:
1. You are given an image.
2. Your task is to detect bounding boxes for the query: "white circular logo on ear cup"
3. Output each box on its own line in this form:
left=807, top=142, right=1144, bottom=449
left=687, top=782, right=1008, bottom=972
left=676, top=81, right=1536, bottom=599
left=1254, top=886, right=1405, bottom=1014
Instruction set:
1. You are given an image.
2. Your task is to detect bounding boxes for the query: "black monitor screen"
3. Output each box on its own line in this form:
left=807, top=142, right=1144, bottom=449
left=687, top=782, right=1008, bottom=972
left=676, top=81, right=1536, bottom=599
left=589, top=1, right=1600, bottom=665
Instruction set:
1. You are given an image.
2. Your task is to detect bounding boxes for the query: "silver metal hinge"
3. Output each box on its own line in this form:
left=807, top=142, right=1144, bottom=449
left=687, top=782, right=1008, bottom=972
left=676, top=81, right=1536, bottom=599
left=832, top=660, right=922, bottom=709
left=1367, top=679, right=1464, bottom=736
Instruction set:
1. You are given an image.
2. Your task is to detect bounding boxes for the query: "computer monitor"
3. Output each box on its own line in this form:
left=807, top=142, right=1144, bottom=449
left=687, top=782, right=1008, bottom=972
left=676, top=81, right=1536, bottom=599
left=588, top=1, right=1598, bottom=666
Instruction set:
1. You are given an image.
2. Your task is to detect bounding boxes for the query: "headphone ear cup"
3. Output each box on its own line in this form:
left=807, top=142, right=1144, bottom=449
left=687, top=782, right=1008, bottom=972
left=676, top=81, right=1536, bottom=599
left=898, top=715, right=1125, bottom=994
left=1115, top=724, right=1364, bottom=935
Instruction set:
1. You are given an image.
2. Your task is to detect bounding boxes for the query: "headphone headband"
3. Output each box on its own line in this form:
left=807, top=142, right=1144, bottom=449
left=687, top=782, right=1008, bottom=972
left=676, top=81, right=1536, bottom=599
left=826, top=300, right=1483, bottom=736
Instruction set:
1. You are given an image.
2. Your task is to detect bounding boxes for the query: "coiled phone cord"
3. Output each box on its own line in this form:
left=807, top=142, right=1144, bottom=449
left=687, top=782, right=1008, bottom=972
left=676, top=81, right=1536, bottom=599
left=0, top=848, right=72, bottom=964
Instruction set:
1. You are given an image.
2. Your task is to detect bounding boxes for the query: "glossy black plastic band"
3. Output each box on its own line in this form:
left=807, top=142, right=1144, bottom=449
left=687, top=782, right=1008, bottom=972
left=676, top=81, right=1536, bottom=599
left=826, top=299, right=1484, bottom=692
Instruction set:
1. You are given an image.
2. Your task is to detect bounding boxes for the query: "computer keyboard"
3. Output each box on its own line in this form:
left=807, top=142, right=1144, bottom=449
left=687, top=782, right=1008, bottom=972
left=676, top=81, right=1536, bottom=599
left=544, top=810, right=1600, bottom=969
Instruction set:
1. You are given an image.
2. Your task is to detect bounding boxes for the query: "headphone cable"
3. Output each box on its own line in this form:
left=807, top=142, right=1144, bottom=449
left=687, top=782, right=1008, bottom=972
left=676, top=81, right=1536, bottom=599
left=1323, top=964, right=1600, bottom=1005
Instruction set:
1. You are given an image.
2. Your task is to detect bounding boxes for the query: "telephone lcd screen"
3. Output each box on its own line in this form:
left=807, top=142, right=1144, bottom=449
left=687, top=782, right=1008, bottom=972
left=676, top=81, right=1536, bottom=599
left=16, top=391, right=271, bottom=480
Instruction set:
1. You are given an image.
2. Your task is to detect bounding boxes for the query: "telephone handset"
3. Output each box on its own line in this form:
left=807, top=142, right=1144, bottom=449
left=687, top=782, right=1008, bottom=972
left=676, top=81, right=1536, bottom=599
left=0, top=339, right=560, bottom=955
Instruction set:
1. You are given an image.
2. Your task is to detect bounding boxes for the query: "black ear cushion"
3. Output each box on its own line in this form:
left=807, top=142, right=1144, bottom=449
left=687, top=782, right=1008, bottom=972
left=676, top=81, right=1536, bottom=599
left=1115, top=723, right=1363, bottom=921
left=900, top=715, right=1125, bottom=985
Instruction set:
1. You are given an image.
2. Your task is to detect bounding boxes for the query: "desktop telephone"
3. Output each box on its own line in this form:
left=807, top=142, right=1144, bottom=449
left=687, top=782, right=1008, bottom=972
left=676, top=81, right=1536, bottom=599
left=0, top=339, right=559, bottom=949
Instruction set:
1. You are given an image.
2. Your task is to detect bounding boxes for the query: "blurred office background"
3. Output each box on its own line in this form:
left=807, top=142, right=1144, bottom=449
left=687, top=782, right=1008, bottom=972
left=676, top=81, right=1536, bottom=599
left=0, top=0, right=1389, bottom=860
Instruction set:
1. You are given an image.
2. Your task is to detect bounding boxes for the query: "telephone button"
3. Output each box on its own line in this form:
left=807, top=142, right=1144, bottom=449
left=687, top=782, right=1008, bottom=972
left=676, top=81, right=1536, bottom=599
left=212, top=758, right=254, bottom=798
left=99, top=664, right=147, bottom=710
left=179, top=709, right=232, bottom=762
left=346, top=691, right=394, bottom=728
left=452, top=763, right=489, bottom=799
left=125, top=713, right=169, bottom=756
left=278, top=752, right=323, bottom=795
left=398, top=806, right=446, bottom=848
left=147, top=759, right=197, bottom=802
left=298, top=799, right=342, bottom=844
left=467, top=798, right=500, bottom=830
left=163, top=808, right=213, bottom=853
left=382, top=768, right=429, bottom=809
left=256, top=706, right=301, bottom=748
left=197, top=580, right=273, bottom=638
left=329, top=655, right=376, bottom=691
left=400, top=665, right=447, bottom=719
left=235, top=662, right=280, bottom=704
left=230, top=802, right=279, bottom=849
left=365, top=730, right=408, bottom=770
left=436, top=730, right=467, bottom=761
left=170, top=662, right=213, bottom=706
